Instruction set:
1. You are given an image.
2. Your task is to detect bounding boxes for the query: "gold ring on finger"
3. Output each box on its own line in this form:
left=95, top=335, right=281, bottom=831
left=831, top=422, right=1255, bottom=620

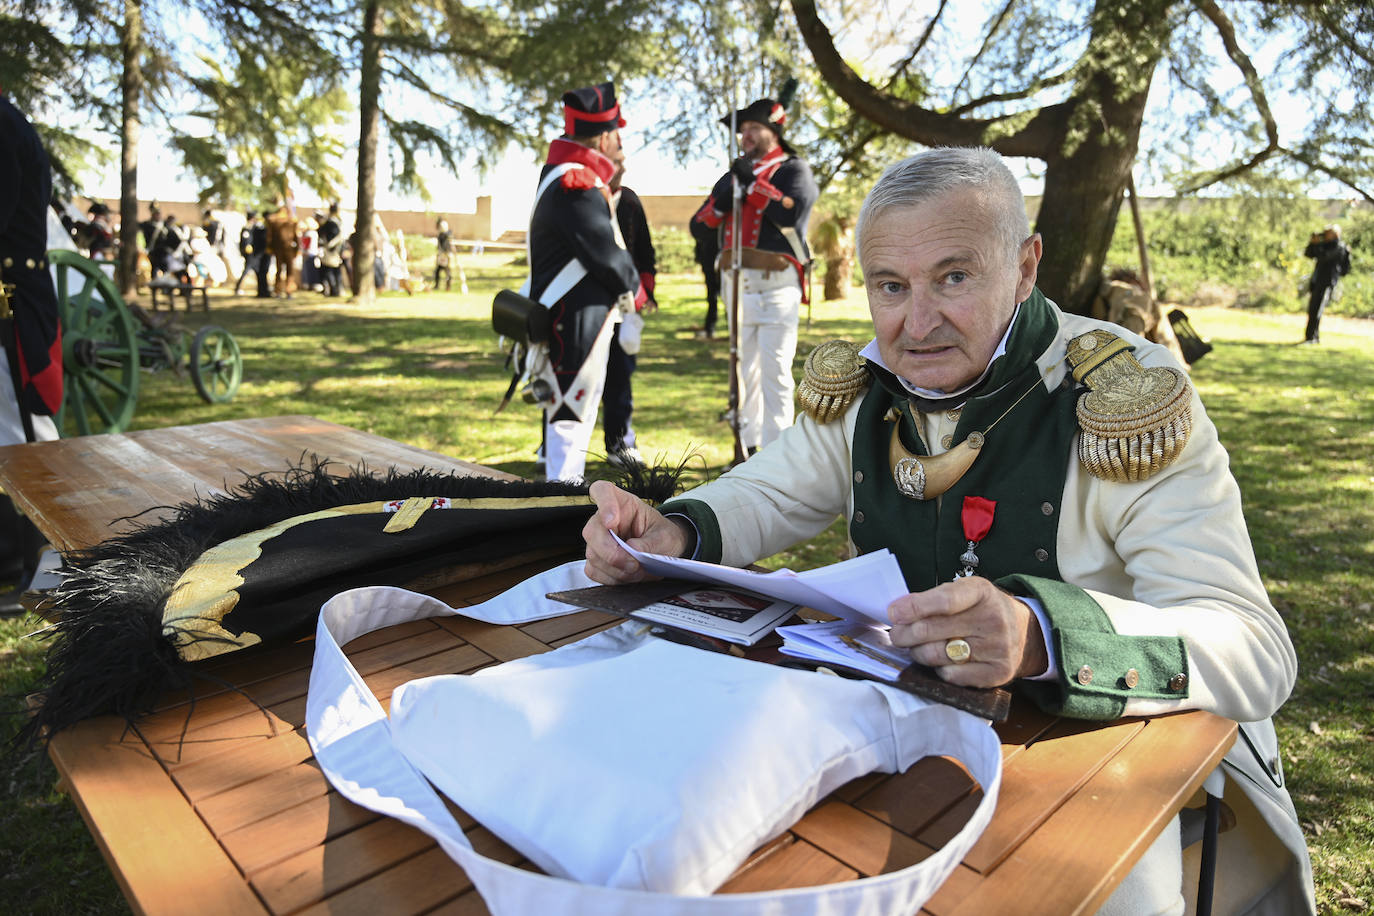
left=944, top=638, right=971, bottom=664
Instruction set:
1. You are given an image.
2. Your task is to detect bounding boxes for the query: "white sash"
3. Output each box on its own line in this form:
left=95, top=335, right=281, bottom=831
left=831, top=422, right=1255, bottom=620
left=306, top=562, right=1003, bottom=915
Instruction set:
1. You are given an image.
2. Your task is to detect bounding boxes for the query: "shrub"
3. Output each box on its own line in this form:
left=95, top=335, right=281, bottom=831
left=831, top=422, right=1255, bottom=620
left=1107, top=197, right=1373, bottom=318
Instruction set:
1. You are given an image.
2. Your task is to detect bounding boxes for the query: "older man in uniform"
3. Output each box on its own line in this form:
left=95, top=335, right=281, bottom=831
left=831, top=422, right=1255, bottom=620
left=693, top=98, right=817, bottom=454
left=527, top=81, right=642, bottom=482
left=586, top=148, right=1313, bottom=915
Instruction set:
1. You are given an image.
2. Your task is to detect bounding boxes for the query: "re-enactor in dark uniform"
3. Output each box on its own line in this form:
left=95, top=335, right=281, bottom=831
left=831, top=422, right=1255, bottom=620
left=0, top=93, right=62, bottom=444
left=602, top=179, right=656, bottom=467
left=527, top=81, right=642, bottom=481
left=0, top=92, right=63, bottom=595
left=693, top=98, right=817, bottom=452
left=588, top=148, right=1313, bottom=916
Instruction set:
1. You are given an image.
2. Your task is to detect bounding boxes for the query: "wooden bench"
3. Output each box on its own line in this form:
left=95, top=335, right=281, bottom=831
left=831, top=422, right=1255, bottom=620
left=0, top=416, right=1238, bottom=915
left=148, top=278, right=209, bottom=312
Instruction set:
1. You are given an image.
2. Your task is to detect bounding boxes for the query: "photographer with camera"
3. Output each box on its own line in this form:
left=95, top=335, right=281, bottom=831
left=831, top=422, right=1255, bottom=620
left=1301, top=224, right=1352, bottom=344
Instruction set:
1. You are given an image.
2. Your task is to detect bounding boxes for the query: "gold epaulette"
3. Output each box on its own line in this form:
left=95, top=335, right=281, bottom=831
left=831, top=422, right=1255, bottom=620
left=796, top=340, right=870, bottom=423
left=1066, top=330, right=1193, bottom=483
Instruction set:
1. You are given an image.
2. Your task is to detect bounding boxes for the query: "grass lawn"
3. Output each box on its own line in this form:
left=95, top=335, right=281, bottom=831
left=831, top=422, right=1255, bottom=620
left=2, top=252, right=1372, bottom=912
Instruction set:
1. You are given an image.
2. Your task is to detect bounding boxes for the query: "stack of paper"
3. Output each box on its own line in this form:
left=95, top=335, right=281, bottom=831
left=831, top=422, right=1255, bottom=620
left=614, top=535, right=914, bottom=678
left=615, top=534, right=909, bottom=627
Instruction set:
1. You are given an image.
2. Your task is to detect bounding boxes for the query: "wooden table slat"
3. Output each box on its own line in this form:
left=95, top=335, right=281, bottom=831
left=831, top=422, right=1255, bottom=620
left=936, top=711, right=1235, bottom=916
left=170, top=727, right=315, bottom=799
left=195, top=759, right=332, bottom=836
left=436, top=617, right=558, bottom=662
left=0, top=434, right=210, bottom=552
left=223, top=790, right=381, bottom=877
left=47, top=717, right=269, bottom=916
left=790, top=800, right=938, bottom=877
left=296, top=845, right=474, bottom=916
left=959, top=718, right=1146, bottom=873
left=851, top=754, right=980, bottom=836
left=248, top=812, right=434, bottom=914
left=716, top=835, right=860, bottom=894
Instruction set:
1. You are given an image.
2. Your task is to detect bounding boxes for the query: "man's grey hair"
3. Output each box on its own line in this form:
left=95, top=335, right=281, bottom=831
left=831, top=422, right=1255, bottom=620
left=856, top=147, right=1031, bottom=266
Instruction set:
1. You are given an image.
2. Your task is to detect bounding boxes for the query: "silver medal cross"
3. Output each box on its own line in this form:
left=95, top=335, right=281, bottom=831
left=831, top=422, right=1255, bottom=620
left=955, top=540, right=980, bottom=579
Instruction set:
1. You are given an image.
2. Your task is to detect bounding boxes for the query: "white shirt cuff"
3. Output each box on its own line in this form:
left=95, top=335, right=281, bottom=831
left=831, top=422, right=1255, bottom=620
left=1019, top=597, right=1059, bottom=682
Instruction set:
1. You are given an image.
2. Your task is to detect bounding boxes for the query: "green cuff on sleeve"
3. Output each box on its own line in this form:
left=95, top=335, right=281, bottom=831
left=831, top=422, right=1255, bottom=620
left=998, top=573, right=1190, bottom=721
left=658, top=497, right=723, bottom=564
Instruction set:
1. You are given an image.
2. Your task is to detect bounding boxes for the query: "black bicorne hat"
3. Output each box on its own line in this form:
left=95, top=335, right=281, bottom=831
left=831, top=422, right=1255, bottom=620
left=720, top=98, right=787, bottom=133
left=721, top=97, right=795, bottom=154
left=562, top=81, right=626, bottom=137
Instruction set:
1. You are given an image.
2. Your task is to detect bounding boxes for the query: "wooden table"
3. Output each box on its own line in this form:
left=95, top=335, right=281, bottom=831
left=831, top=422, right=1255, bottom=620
left=0, top=416, right=1237, bottom=916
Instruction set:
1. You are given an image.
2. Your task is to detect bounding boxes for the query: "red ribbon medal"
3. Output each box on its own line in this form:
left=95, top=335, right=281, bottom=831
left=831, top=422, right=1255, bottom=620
left=955, top=496, right=996, bottom=579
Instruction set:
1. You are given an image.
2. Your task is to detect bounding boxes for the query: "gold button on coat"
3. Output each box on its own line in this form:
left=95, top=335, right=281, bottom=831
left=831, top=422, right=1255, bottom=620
left=853, top=470, right=864, bottom=484
left=1041, top=502, right=1054, bottom=516
left=945, top=408, right=961, bottom=421
left=1168, top=673, right=1188, bottom=692
left=1076, top=665, right=1093, bottom=685
left=1123, top=668, right=1140, bottom=689
left=853, top=510, right=865, bottom=524
left=940, top=435, right=953, bottom=449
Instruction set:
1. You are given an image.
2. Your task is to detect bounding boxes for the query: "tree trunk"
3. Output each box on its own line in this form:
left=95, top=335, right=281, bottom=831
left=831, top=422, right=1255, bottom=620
left=116, top=0, right=143, bottom=296
left=1032, top=3, right=1167, bottom=313
left=352, top=0, right=383, bottom=305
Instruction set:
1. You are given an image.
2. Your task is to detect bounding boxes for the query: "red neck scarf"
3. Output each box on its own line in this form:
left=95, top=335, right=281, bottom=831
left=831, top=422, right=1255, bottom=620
left=546, top=138, right=616, bottom=187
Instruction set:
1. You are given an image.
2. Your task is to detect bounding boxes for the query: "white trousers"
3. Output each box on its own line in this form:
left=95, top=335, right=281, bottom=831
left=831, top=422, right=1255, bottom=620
left=544, top=308, right=619, bottom=482
left=1094, top=814, right=1184, bottom=916
left=0, top=351, right=58, bottom=445
left=724, top=268, right=801, bottom=451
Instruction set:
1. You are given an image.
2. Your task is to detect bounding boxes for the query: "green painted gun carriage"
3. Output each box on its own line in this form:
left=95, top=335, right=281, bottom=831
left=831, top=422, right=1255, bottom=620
left=49, top=250, right=243, bottom=436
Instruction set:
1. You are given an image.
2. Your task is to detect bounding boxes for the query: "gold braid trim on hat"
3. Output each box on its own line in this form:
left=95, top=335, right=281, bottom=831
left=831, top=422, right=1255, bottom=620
left=1067, top=330, right=1193, bottom=483
left=797, top=339, right=870, bottom=423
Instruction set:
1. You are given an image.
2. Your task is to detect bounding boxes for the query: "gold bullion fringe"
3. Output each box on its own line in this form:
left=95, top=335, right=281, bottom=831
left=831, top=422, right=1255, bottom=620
left=796, top=339, right=871, bottom=423
left=1067, top=330, right=1194, bottom=483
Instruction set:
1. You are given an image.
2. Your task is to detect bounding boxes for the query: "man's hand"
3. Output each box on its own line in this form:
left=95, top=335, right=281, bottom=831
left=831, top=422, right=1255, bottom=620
left=887, top=577, right=1047, bottom=688
left=582, top=480, right=691, bottom=584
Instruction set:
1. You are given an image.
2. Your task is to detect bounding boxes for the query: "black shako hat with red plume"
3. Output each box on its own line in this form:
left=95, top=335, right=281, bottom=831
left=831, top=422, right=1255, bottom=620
left=562, top=81, right=626, bottom=138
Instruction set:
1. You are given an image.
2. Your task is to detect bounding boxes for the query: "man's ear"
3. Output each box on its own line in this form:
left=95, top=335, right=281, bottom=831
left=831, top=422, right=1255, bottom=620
left=1015, top=234, right=1043, bottom=303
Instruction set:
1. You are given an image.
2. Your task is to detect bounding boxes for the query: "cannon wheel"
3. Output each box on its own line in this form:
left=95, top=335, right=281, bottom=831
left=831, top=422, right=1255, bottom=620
left=49, top=249, right=140, bottom=437
left=190, top=325, right=242, bottom=403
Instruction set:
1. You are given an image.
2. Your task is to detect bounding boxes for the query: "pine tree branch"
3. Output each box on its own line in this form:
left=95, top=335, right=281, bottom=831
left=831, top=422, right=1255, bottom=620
left=1195, top=0, right=1278, bottom=147
left=948, top=69, right=1076, bottom=117
left=1282, top=146, right=1374, bottom=204
left=788, top=0, right=1061, bottom=158
left=1314, top=6, right=1374, bottom=69
left=885, top=0, right=949, bottom=86
left=951, top=0, right=1019, bottom=102
left=1177, top=0, right=1282, bottom=192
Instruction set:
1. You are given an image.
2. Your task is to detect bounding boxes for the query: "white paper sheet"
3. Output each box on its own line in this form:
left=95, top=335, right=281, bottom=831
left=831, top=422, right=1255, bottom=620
left=613, top=534, right=909, bottom=627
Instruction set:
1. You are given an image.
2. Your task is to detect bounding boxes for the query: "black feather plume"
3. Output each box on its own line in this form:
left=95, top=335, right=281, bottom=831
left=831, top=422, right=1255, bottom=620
left=777, top=77, right=799, bottom=111
left=12, top=457, right=682, bottom=748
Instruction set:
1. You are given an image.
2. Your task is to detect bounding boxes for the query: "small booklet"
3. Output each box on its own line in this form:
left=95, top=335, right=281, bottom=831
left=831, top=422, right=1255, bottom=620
left=775, top=620, right=911, bottom=681
left=629, top=586, right=802, bottom=646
